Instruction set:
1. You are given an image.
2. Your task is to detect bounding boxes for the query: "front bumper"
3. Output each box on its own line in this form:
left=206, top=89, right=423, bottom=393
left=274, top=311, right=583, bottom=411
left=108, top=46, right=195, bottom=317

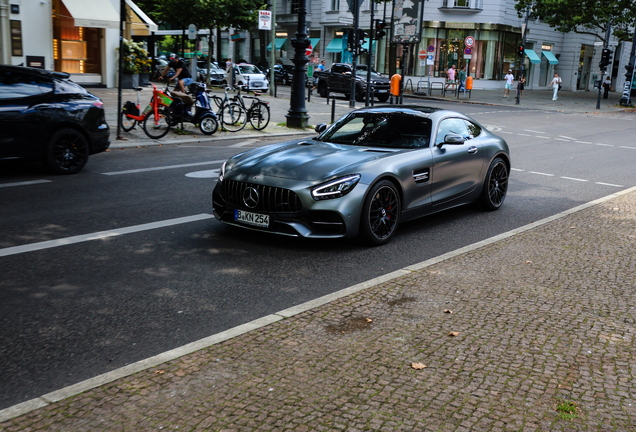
left=212, top=176, right=368, bottom=239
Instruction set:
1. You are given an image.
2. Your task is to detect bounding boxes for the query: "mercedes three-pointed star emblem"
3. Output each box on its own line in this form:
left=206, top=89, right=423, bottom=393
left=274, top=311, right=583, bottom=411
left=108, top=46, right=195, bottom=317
left=242, top=187, right=259, bottom=208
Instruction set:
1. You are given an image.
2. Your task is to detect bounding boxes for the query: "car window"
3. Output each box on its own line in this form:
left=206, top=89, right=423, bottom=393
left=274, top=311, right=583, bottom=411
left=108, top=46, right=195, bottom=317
left=465, top=121, right=482, bottom=139
left=435, top=118, right=470, bottom=145
left=54, top=79, right=88, bottom=95
left=238, top=65, right=261, bottom=74
left=0, top=70, right=53, bottom=100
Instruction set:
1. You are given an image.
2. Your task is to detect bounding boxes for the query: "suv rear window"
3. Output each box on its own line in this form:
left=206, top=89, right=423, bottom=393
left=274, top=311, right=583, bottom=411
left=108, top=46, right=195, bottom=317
left=54, top=79, right=88, bottom=95
left=0, top=70, right=53, bottom=100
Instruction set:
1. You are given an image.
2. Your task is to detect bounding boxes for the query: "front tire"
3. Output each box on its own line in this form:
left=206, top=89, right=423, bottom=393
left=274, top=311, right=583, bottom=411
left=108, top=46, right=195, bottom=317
left=359, top=180, right=401, bottom=246
left=248, top=102, right=270, bottom=130
left=143, top=109, right=171, bottom=139
left=199, top=115, right=219, bottom=135
left=318, top=83, right=328, bottom=98
left=45, top=128, right=89, bottom=174
left=479, top=157, right=509, bottom=210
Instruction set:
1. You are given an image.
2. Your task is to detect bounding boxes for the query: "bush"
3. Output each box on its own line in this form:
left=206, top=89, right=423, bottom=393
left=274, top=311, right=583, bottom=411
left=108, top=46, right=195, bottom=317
left=121, top=39, right=151, bottom=74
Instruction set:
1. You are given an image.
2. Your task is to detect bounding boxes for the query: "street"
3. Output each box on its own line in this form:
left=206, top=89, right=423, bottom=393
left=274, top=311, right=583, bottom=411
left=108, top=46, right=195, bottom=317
left=1, top=96, right=635, bottom=411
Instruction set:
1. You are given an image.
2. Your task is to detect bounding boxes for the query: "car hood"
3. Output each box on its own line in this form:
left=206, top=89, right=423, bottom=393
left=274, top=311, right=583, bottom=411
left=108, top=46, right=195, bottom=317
left=227, top=139, right=399, bottom=182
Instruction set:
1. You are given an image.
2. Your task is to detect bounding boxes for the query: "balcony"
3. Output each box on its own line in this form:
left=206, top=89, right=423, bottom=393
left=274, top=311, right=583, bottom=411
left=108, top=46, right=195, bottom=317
left=439, top=0, right=483, bottom=13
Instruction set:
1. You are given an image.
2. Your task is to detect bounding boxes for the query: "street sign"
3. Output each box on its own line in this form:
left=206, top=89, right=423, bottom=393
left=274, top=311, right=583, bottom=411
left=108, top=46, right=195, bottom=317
left=465, top=36, right=475, bottom=48
left=306, top=44, right=313, bottom=56
left=338, top=17, right=353, bottom=25
left=428, top=45, right=435, bottom=52
left=464, top=54, right=472, bottom=59
left=427, top=54, right=434, bottom=65
left=609, top=41, right=619, bottom=46
left=187, top=24, right=197, bottom=40
left=258, top=11, right=272, bottom=31
left=594, top=42, right=603, bottom=46
left=420, top=60, right=426, bottom=67
left=418, top=49, right=427, bottom=60
left=464, top=47, right=472, bottom=55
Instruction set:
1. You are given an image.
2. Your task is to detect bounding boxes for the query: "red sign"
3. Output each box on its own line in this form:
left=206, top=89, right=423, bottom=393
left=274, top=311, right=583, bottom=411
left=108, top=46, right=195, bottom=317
left=418, top=49, right=427, bottom=60
left=306, top=44, right=313, bottom=56
left=464, top=36, right=475, bottom=48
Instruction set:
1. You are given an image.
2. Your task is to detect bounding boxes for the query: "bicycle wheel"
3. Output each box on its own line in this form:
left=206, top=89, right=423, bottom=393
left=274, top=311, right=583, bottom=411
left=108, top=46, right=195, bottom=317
left=220, top=103, right=247, bottom=132
left=248, top=102, right=270, bottom=131
left=121, top=111, right=137, bottom=132
left=143, top=108, right=171, bottom=139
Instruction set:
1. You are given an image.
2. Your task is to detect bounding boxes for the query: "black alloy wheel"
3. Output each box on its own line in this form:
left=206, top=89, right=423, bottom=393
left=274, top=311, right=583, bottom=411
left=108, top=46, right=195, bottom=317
left=480, top=157, right=508, bottom=210
left=360, top=180, right=401, bottom=245
left=318, top=83, right=328, bottom=98
left=45, top=128, right=89, bottom=174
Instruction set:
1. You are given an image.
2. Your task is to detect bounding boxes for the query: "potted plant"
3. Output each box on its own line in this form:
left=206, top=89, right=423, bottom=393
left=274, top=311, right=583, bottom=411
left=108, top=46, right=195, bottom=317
left=120, top=39, right=151, bottom=88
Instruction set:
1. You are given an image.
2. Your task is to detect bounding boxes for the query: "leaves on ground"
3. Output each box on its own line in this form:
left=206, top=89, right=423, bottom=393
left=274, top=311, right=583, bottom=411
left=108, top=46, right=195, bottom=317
left=154, top=370, right=165, bottom=375
left=448, top=331, right=460, bottom=337
left=443, top=309, right=453, bottom=314
left=366, top=318, right=373, bottom=322
left=411, top=362, right=427, bottom=370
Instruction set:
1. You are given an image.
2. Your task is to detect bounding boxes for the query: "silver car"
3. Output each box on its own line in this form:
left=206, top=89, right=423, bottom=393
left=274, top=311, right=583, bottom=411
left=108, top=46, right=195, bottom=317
left=212, top=106, right=510, bottom=245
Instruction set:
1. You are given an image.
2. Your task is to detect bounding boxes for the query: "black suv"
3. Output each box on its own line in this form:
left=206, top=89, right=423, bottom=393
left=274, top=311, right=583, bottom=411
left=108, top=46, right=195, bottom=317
left=0, top=65, right=110, bottom=174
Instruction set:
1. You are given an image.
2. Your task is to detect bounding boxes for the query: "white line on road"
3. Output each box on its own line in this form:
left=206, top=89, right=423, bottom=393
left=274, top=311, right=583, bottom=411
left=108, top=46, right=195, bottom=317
left=517, top=133, right=531, bottom=136
left=0, top=179, right=52, bottom=188
left=101, top=160, right=226, bottom=175
left=523, top=129, right=544, bottom=133
left=561, top=176, right=588, bottom=182
left=511, top=168, right=524, bottom=171
left=529, top=171, right=555, bottom=177
left=596, top=182, right=624, bottom=188
left=535, top=136, right=551, bottom=139
left=553, top=138, right=571, bottom=142
left=620, top=146, right=636, bottom=150
left=596, top=143, right=613, bottom=147
left=499, top=131, right=513, bottom=134
left=0, top=214, right=214, bottom=258
left=229, top=139, right=258, bottom=148
left=559, top=135, right=576, bottom=140
left=575, top=141, right=592, bottom=144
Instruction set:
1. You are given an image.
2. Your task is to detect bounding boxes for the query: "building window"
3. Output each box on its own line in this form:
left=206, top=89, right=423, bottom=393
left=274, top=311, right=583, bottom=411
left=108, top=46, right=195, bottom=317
left=454, top=0, right=469, bottom=7
left=291, top=0, right=299, bottom=13
left=331, top=0, right=339, bottom=11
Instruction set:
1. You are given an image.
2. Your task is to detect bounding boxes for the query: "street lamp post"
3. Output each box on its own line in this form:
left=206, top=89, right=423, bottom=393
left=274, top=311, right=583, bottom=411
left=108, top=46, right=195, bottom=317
left=515, top=6, right=530, bottom=105
left=285, top=0, right=310, bottom=128
left=596, top=19, right=612, bottom=110
left=619, top=25, right=636, bottom=106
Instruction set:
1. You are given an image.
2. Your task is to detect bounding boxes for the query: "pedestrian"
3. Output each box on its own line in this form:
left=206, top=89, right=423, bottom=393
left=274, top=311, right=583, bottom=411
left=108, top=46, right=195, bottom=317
left=458, top=65, right=467, bottom=92
left=444, top=64, right=456, bottom=92
left=518, top=74, right=526, bottom=98
left=158, top=57, right=192, bottom=93
left=603, top=75, right=611, bottom=99
left=503, top=70, right=514, bottom=97
left=317, top=60, right=326, bottom=72
left=549, top=72, right=562, bottom=101
left=225, top=57, right=234, bottom=86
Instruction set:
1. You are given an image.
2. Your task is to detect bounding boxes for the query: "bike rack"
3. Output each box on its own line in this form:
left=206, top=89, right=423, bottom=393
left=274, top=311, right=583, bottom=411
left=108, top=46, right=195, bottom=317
left=404, top=79, right=415, bottom=93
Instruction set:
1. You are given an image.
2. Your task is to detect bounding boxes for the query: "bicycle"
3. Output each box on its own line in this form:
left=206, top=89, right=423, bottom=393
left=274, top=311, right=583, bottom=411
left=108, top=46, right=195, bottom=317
left=230, top=87, right=270, bottom=131
left=210, top=87, right=247, bottom=132
left=121, top=84, right=173, bottom=139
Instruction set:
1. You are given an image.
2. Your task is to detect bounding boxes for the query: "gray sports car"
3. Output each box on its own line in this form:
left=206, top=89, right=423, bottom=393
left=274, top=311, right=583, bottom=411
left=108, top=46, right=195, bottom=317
left=212, top=106, right=510, bottom=245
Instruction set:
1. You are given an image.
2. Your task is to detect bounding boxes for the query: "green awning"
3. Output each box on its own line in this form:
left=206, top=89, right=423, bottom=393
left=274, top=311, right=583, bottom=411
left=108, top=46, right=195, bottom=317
left=542, top=50, right=558, bottom=65
left=326, top=38, right=343, bottom=53
left=361, top=40, right=376, bottom=52
left=524, top=49, right=541, bottom=64
left=267, top=38, right=286, bottom=51
left=309, top=38, right=320, bottom=51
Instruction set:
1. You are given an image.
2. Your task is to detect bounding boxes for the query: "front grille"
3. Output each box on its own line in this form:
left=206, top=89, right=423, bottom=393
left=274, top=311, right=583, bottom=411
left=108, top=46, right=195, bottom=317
left=222, top=180, right=302, bottom=213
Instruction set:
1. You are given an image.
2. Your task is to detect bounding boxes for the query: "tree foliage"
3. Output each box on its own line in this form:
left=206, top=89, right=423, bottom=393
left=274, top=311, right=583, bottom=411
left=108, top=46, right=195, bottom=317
left=515, top=0, right=636, bottom=42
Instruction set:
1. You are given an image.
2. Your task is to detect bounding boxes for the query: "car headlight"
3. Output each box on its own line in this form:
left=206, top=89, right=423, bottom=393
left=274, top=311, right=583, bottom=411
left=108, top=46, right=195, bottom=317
left=311, top=174, right=361, bottom=200
left=219, top=161, right=227, bottom=182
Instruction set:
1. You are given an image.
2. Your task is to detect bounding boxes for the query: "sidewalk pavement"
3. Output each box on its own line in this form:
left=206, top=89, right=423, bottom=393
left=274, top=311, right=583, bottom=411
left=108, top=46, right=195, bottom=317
left=3, top=182, right=636, bottom=429
left=90, top=84, right=634, bottom=148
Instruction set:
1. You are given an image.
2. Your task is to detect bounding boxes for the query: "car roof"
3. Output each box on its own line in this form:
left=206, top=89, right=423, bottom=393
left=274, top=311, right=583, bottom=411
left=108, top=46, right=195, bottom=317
left=353, top=106, right=442, bottom=118
left=0, top=65, right=70, bottom=80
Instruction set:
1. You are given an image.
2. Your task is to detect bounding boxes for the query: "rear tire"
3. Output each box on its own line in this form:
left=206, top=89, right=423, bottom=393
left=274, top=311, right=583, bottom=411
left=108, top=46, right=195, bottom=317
left=143, top=109, right=171, bottom=139
left=220, top=103, right=247, bottom=132
left=318, top=83, right=328, bottom=98
left=479, top=157, right=509, bottom=210
left=359, top=180, right=401, bottom=246
left=248, top=102, right=270, bottom=130
left=45, top=128, right=89, bottom=175
left=199, top=115, right=219, bottom=135
left=121, top=111, right=136, bottom=132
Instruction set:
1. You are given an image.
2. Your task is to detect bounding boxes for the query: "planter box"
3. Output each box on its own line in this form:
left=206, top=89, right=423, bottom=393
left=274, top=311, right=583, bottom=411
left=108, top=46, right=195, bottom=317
left=139, top=73, right=150, bottom=86
left=121, top=73, right=139, bottom=89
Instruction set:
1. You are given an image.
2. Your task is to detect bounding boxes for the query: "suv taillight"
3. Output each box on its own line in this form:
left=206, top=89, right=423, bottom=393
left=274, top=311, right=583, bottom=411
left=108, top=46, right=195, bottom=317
left=92, top=101, right=104, bottom=108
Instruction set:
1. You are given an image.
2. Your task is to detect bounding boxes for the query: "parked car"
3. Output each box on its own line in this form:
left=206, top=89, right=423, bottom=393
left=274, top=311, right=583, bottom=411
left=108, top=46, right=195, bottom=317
left=314, top=63, right=391, bottom=102
left=272, top=64, right=294, bottom=85
left=212, top=106, right=510, bottom=245
left=227, top=63, right=269, bottom=92
left=0, top=65, right=110, bottom=174
left=197, top=64, right=226, bottom=85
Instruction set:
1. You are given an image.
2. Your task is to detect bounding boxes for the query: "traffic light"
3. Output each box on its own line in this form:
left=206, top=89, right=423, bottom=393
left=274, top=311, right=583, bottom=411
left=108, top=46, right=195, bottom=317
left=518, top=46, right=524, bottom=57
left=599, top=48, right=613, bottom=69
left=346, top=28, right=356, bottom=52
left=375, top=20, right=387, bottom=39
left=357, top=28, right=368, bottom=54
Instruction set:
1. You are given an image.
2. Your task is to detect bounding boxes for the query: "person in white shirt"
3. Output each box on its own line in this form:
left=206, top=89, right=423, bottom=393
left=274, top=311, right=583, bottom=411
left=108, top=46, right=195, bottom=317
left=503, top=70, right=514, bottom=97
left=549, top=72, right=562, bottom=101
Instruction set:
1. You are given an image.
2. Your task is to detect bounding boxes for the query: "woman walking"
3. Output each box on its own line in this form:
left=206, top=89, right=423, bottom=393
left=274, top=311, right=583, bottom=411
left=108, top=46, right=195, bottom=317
left=549, top=72, right=562, bottom=101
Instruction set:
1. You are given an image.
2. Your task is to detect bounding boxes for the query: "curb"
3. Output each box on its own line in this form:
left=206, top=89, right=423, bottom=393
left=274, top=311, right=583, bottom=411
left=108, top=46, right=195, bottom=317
left=2, top=185, right=636, bottom=424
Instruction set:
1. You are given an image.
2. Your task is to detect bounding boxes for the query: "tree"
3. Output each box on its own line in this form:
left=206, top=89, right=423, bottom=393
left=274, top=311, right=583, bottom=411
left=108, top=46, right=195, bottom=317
left=515, top=0, right=636, bottom=42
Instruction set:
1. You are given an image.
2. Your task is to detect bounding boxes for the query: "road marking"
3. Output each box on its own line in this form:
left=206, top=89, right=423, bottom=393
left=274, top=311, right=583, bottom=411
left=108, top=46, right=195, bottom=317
left=561, top=176, right=588, bottom=182
left=511, top=168, right=524, bottom=171
left=0, top=179, right=52, bottom=188
left=101, top=160, right=225, bottom=175
left=535, top=136, right=550, bottom=139
left=185, top=169, right=220, bottom=179
left=575, top=141, right=592, bottom=144
left=529, top=171, right=554, bottom=177
left=620, top=146, right=636, bottom=150
left=0, top=214, right=214, bottom=258
left=523, top=129, right=543, bottom=133
left=553, top=138, right=571, bottom=142
left=229, top=139, right=258, bottom=148
left=596, top=143, right=613, bottom=147
left=499, top=131, right=513, bottom=134
left=559, top=135, right=576, bottom=140
left=5, top=185, right=636, bottom=424
left=517, top=133, right=531, bottom=136
left=596, top=182, right=624, bottom=188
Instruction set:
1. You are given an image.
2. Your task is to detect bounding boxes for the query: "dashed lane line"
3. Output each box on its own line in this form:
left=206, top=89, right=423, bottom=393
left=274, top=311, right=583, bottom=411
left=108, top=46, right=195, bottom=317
left=523, top=129, right=544, bottom=133
left=529, top=171, right=555, bottom=176
left=0, top=179, right=52, bottom=188
left=561, top=176, right=588, bottom=182
left=596, top=143, right=613, bottom=147
left=101, top=160, right=226, bottom=175
left=575, top=141, right=592, bottom=144
left=0, top=214, right=214, bottom=258
left=229, top=139, right=258, bottom=148
left=596, top=182, right=624, bottom=188
left=620, top=146, right=636, bottom=150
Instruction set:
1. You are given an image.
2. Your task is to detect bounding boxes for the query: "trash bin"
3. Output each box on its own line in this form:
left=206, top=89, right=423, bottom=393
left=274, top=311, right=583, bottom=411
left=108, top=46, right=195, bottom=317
left=390, top=74, right=401, bottom=96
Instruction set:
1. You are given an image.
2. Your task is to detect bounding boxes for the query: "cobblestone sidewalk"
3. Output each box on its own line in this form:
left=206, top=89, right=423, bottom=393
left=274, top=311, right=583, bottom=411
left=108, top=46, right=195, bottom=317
left=3, top=188, right=636, bottom=431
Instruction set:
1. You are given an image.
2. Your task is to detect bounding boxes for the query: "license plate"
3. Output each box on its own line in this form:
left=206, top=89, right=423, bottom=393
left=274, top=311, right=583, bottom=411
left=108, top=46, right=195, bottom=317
left=377, top=90, right=388, bottom=93
left=253, top=83, right=262, bottom=87
left=235, top=209, right=269, bottom=227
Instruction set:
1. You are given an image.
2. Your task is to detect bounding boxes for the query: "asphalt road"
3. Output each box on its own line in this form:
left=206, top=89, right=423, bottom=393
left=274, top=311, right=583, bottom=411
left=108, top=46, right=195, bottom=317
left=1, top=100, right=635, bottom=410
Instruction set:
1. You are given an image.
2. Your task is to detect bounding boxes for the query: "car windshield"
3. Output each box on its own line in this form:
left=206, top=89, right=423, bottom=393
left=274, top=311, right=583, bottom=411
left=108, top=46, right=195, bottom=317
left=355, top=65, right=383, bottom=78
left=317, top=112, right=432, bottom=149
left=238, top=65, right=261, bottom=74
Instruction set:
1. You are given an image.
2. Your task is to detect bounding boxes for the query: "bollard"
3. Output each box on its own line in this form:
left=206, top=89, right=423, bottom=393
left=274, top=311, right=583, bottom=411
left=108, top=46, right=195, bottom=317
left=326, top=87, right=331, bottom=105
left=331, top=98, right=336, bottom=124
left=307, top=86, right=311, bottom=102
left=274, top=80, right=277, bottom=98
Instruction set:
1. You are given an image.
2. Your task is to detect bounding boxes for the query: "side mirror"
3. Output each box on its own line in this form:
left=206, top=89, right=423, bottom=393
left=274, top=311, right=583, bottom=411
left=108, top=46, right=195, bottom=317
left=440, top=133, right=465, bottom=146
left=315, top=123, right=328, bottom=134
left=344, top=71, right=352, bottom=76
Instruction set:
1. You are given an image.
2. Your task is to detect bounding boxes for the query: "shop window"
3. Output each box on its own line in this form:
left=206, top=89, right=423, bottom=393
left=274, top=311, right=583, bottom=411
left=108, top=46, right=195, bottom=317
left=52, top=0, right=101, bottom=75
left=331, top=0, right=340, bottom=10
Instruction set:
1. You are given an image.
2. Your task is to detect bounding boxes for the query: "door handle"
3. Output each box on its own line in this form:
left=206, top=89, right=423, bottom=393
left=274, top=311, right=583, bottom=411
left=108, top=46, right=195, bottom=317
left=467, top=146, right=478, bottom=154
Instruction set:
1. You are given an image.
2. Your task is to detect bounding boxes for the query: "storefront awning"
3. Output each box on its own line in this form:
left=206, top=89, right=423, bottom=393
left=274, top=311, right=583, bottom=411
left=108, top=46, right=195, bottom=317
left=542, top=50, right=559, bottom=65
left=524, top=49, right=541, bottom=64
left=361, top=40, right=376, bottom=52
left=267, top=38, right=287, bottom=51
left=126, top=0, right=158, bottom=33
left=61, top=0, right=120, bottom=30
left=326, top=38, right=343, bottom=53
left=309, top=38, right=320, bottom=50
